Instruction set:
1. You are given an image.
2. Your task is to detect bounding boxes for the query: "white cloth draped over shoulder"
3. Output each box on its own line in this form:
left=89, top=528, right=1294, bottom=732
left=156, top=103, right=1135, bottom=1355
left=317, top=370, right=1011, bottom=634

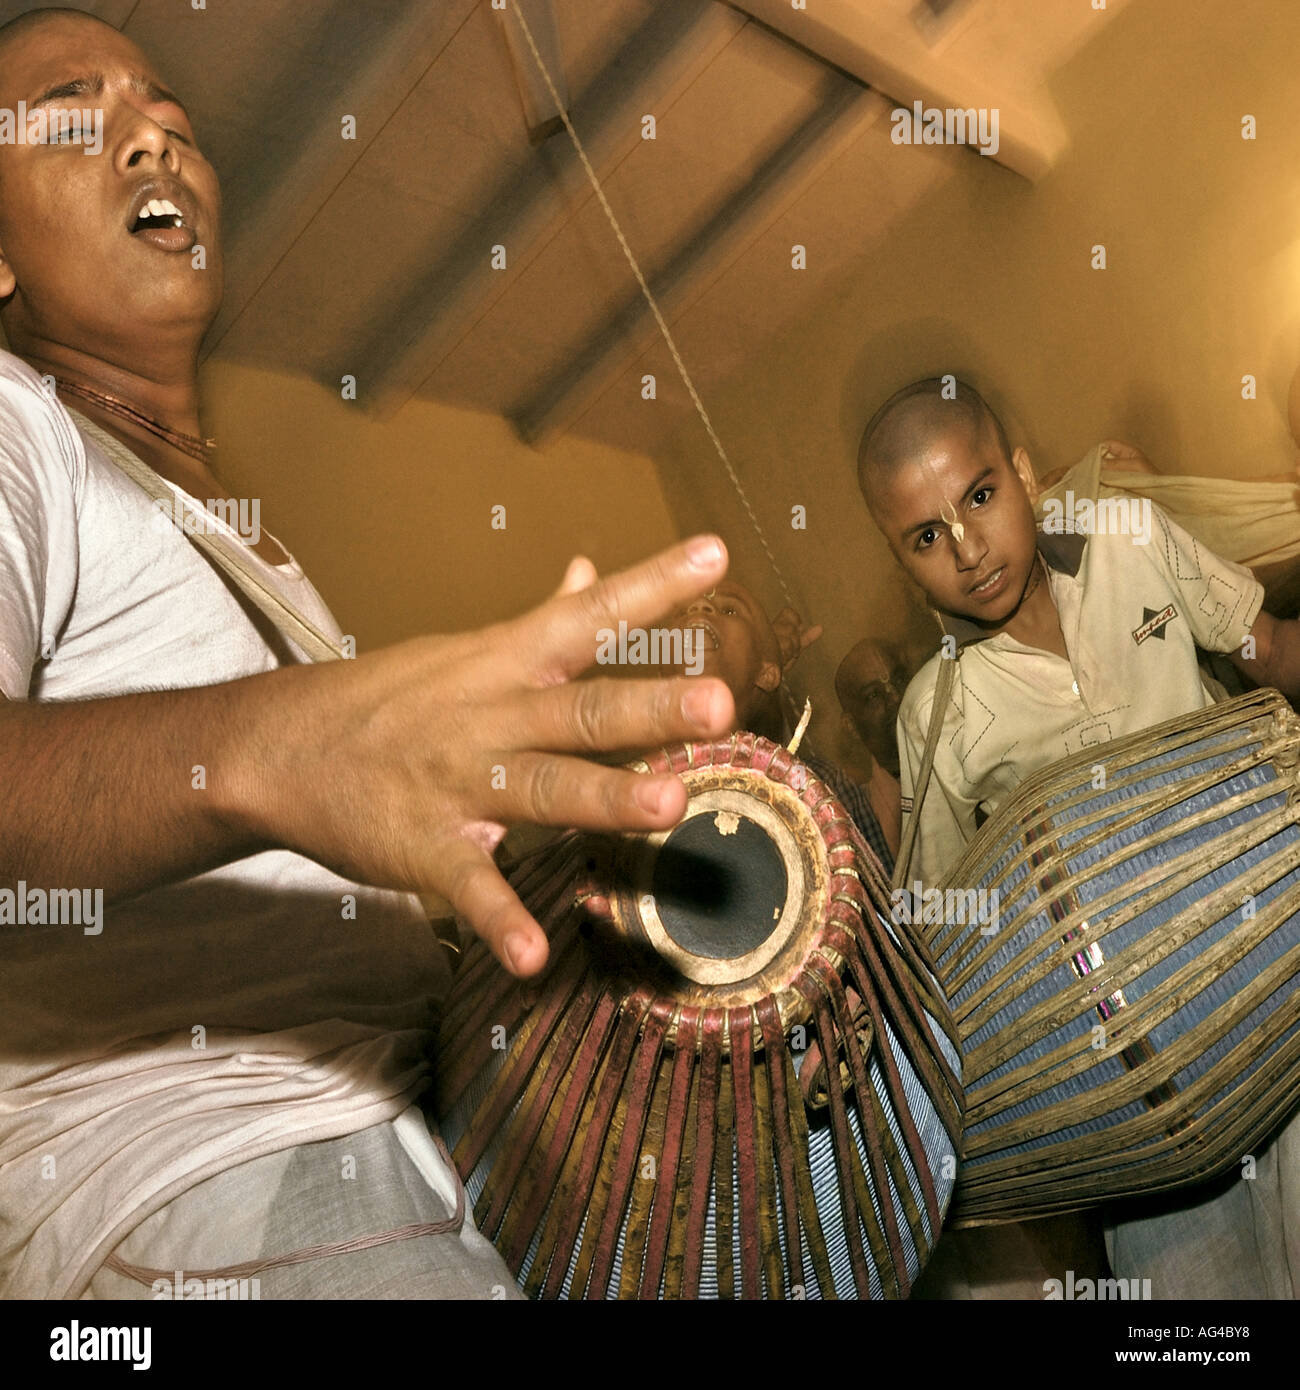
left=1037, top=442, right=1300, bottom=569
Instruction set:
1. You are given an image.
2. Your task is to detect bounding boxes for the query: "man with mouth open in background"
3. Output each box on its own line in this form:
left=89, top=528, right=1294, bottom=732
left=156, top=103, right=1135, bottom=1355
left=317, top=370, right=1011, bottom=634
left=0, top=8, right=738, bottom=1299
left=649, top=576, right=896, bottom=874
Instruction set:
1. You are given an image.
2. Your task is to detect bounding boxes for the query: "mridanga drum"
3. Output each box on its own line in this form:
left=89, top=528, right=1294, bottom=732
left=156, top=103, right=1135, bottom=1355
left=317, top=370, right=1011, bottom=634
left=435, top=734, right=963, bottom=1299
left=927, top=687, right=1300, bottom=1224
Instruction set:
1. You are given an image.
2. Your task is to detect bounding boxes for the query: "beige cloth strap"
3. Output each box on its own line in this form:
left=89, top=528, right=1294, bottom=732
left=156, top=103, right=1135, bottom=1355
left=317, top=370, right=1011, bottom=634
left=892, top=650, right=958, bottom=891
left=67, top=406, right=346, bottom=664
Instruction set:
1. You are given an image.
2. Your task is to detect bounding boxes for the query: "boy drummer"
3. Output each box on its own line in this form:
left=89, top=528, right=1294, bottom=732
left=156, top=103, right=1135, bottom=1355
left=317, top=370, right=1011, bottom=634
left=857, top=375, right=1300, bottom=1299
left=860, top=378, right=1300, bottom=888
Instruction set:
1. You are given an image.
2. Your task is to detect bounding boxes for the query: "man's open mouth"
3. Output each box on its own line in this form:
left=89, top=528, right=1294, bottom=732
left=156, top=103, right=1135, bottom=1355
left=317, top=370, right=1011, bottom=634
left=681, top=618, right=721, bottom=650
left=126, top=184, right=198, bottom=251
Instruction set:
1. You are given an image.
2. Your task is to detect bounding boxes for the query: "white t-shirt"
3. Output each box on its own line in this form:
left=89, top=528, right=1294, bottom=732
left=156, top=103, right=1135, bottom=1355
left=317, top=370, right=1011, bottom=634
left=0, top=350, right=452, bottom=1298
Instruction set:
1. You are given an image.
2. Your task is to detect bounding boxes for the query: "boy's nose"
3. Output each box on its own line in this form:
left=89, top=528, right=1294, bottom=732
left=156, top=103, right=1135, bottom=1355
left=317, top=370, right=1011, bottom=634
left=951, top=524, right=987, bottom=568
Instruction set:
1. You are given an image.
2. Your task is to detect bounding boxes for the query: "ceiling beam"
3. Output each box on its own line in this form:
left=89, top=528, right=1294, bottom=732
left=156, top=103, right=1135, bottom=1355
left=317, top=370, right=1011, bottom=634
left=515, top=82, right=890, bottom=447
left=362, top=1, right=749, bottom=418
left=724, top=0, right=1067, bottom=182
left=201, top=0, right=478, bottom=357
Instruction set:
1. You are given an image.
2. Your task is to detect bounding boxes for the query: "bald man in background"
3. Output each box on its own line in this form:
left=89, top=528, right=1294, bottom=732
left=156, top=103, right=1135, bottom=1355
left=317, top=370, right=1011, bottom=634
left=834, top=638, right=907, bottom=860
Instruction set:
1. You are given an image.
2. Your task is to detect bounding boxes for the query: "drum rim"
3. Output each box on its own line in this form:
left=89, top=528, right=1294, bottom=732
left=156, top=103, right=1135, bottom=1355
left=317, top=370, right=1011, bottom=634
left=596, top=734, right=872, bottom=1047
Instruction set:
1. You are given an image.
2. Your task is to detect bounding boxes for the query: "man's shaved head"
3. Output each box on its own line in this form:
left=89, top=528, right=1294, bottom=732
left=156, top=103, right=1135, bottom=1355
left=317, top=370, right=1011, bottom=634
left=0, top=5, right=221, bottom=356
left=835, top=638, right=908, bottom=774
left=0, top=7, right=116, bottom=58
left=857, top=377, right=1012, bottom=503
left=834, top=637, right=898, bottom=708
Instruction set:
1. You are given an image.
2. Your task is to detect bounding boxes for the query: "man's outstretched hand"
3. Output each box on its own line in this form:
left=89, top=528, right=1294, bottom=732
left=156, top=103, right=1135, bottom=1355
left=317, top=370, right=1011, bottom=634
left=233, top=536, right=736, bottom=978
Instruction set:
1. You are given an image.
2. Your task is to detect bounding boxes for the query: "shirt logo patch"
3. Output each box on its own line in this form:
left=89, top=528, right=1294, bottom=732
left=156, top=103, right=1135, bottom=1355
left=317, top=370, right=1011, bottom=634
left=1132, top=603, right=1178, bottom=645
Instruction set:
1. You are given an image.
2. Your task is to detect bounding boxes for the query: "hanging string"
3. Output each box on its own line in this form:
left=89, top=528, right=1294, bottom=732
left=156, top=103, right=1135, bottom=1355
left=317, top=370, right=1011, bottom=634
left=507, top=0, right=797, bottom=611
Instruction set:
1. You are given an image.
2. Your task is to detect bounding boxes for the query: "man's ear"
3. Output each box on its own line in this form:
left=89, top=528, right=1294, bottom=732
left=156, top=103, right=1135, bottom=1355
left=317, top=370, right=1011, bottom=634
left=1011, top=445, right=1038, bottom=504
left=755, top=659, right=781, bottom=693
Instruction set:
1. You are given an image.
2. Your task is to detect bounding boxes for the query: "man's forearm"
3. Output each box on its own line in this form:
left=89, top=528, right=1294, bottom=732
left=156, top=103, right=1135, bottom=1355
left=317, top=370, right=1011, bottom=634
left=0, top=669, right=296, bottom=901
left=0, top=537, right=738, bottom=973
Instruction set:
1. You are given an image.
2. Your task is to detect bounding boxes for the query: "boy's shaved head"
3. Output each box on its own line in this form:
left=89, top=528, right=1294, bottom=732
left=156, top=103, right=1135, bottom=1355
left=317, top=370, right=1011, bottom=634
left=858, top=377, right=1011, bottom=502
left=855, top=374, right=1041, bottom=632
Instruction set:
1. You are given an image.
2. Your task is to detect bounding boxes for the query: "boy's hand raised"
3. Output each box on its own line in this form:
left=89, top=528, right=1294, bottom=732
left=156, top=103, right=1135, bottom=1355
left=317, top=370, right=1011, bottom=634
left=771, top=605, right=824, bottom=671
left=231, top=536, right=736, bottom=978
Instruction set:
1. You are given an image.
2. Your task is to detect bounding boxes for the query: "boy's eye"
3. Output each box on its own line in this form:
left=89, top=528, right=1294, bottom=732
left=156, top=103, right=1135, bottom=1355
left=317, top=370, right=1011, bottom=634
left=971, top=486, right=993, bottom=506
left=916, top=527, right=938, bottom=550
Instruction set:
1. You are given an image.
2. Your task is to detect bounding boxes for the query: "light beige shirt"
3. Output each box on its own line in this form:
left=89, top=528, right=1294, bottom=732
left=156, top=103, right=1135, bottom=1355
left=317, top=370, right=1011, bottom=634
left=897, top=501, right=1265, bottom=887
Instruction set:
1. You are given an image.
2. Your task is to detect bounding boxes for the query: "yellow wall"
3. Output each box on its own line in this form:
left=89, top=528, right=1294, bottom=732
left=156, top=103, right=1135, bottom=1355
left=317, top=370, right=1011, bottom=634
left=198, top=0, right=1300, bottom=770
left=650, top=0, right=1300, bottom=768
left=198, top=360, right=680, bottom=649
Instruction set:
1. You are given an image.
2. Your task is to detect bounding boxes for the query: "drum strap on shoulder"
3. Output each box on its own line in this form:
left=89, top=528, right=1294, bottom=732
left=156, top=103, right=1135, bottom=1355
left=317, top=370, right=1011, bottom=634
left=891, top=653, right=958, bottom=892
left=67, top=407, right=347, bottom=663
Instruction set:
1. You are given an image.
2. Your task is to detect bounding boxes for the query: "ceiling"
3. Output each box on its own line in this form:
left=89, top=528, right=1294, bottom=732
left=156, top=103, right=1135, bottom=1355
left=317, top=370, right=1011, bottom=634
left=0, top=0, right=1131, bottom=466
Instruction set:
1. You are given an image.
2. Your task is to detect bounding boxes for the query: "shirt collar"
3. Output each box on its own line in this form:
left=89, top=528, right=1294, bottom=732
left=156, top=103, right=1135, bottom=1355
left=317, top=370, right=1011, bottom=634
left=935, top=530, right=1087, bottom=647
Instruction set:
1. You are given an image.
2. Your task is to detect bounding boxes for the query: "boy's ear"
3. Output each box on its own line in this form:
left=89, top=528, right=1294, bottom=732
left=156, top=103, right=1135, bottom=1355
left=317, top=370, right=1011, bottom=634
left=0, top=248, right=15, bottom=300
left=756, top=659, right=781, bottom=693
left=1011, top=446, right=1038, bottom=504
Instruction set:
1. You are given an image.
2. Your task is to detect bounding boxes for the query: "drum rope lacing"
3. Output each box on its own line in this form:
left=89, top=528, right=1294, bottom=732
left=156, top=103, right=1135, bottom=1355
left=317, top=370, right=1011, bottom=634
left=437, top=737, right=964, bottom=1298
left=96, top=1135, right=469, bottom=1290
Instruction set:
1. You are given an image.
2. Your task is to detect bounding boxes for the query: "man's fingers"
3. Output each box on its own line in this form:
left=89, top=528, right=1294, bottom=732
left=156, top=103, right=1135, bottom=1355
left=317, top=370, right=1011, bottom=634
left=516, top=535, right=728, bottom=683
left=499, top=673, right=734, bottom=755
left=439, top=840, right=550, bottom=978
left=496, top=752, right=695, bottom=834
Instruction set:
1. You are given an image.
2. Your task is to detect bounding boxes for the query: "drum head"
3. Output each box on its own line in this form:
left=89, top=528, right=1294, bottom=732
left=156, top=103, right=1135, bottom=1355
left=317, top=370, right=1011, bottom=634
left=605, top=760, right=828, bottom=1012
left=650, top=803, right=788, bottom=961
